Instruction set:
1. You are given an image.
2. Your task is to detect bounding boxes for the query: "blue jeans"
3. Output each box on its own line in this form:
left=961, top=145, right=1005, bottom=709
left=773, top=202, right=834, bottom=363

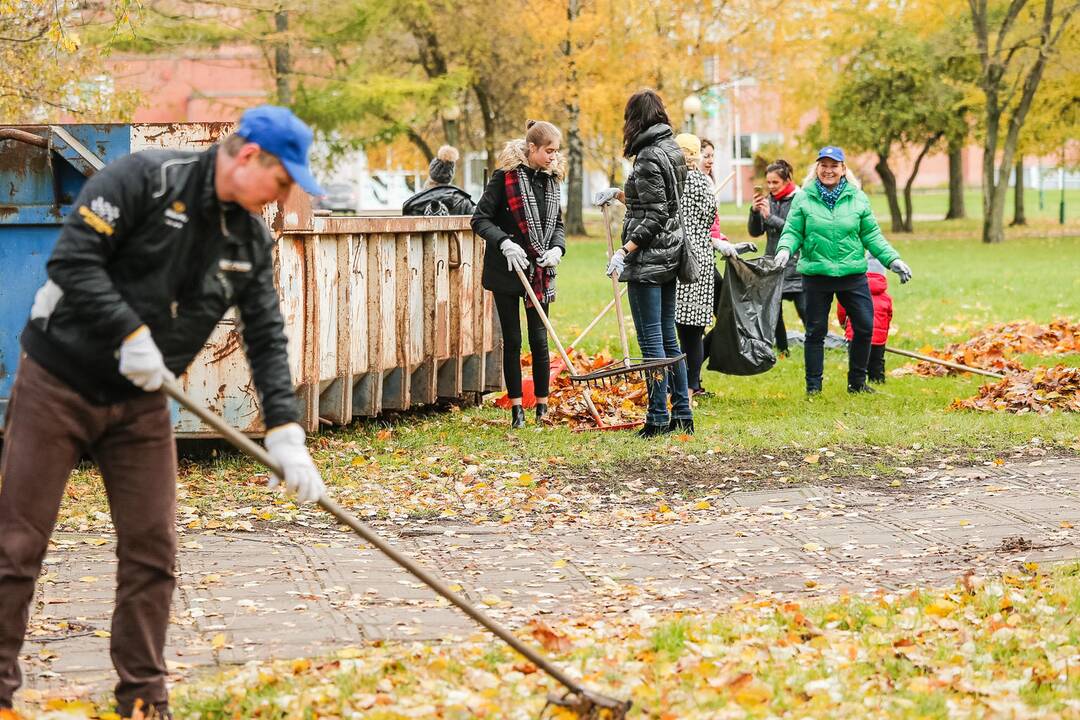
left=627, top=281, right=692, bottom=425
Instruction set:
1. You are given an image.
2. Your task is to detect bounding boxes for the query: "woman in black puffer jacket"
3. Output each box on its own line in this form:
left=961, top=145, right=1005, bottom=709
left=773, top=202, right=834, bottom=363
left=604, top=89, right=693, bottom=438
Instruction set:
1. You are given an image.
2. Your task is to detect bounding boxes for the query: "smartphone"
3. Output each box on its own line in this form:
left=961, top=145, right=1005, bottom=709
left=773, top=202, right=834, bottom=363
left=753, top=185, right=764, bottom=195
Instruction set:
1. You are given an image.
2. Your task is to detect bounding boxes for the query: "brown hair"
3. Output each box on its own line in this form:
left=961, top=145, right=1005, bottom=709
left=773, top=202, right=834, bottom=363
left=525, top=120, right=561, bottom=148
left=766, top=159, right=794, bottom=182
left=221, top=133, right=282, bottom=167
left=700, top=138, right=715, bottom=151
left=622, top=89, right=671, bottom=157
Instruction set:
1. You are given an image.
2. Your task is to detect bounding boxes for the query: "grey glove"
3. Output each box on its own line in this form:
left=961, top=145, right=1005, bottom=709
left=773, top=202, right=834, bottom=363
left=773, top=249, right=790, bottom=269
left=606, top=248, right=627, bottom=278
left=735, top=242, right=758, bottom=255
left=593, top=188, right=621, bottom=207
left=501, top=240, right=528, bottom=272
left=712, top=238, right=738, bottom=258
left=537, top=247, right=563, bottom=268
left=890, top=259, right=912, bottom=284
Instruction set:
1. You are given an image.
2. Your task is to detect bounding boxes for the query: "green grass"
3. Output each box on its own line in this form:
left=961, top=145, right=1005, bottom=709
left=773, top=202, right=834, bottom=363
left=48, top=218, right=1080, bottom=532
left=713, top=188, right=1080, bottom=223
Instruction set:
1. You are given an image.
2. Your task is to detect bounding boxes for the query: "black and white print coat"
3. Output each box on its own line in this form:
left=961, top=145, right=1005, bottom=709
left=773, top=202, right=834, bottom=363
left=675, top=169, right=718, bottom=327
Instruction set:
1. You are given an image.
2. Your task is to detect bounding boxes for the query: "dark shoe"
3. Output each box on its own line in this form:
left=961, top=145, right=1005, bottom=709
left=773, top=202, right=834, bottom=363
left=691, top=387, right=713, bottom=398
left=848, top=384, right=876, bottom=394
left=510, top=405, right=526, bottom=428
left=535, top=402, right=548, bottom=422
left=667, top=418, right=695, bottom=434
left=868, top=375, right=886, bottom=385
left=637, top=423, right=671, bottom=439
left=806, top=387, right=822, bottom=398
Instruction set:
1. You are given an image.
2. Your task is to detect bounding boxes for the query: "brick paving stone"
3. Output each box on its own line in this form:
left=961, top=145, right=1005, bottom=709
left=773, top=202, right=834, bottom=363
left=13, top=456, right=1080, bottom=702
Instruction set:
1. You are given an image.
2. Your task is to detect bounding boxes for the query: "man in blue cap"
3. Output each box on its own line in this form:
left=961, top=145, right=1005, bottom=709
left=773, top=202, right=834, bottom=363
left=0, top=106, right=325, bottom=718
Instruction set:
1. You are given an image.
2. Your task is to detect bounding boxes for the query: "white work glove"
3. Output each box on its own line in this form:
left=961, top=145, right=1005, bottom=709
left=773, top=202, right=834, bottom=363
left=606, top=248, right=627, bottom=278
left=118, top=326, right=174, bottom=392
left=264, top=423, right=325, bottom=504
left=712, top=238, right=738, bottom=258
left=890, top=259, right=913, bottom=284
left=593, top=188, right=622, bottom=207
left=501, top=240, right=528, bottom=272
left=773, top=249, right=791, bottom=269
left=537, top=247, right=563, bottom=268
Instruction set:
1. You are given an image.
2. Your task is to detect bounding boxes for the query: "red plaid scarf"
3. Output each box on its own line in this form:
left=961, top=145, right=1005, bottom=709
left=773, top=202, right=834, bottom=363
left=503, top=170, right=554, bottom=308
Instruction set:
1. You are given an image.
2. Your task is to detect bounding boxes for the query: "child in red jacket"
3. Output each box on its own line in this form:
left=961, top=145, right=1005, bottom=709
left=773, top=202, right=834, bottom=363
left=837, top=257, right=892, bottom=383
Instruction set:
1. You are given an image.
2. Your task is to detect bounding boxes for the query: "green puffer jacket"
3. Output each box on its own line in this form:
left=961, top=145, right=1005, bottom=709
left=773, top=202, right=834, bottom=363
left=776, top=180, right=900, bottom=277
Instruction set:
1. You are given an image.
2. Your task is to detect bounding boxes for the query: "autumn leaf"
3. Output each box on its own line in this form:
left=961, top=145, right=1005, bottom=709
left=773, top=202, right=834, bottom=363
left=526, top=619, right=572, bottom=653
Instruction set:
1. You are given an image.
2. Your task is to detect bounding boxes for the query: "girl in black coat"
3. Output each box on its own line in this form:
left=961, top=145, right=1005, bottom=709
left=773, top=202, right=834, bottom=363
left=471, top=121, right=566, bottom=428
left=604, top=89, right=694, bottom=438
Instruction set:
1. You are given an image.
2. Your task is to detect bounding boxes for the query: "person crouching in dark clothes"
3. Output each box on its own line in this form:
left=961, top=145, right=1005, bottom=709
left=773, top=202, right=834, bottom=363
left=471, top=121, right=565, bottom=428
left=402, top=144, right=476, bottom=216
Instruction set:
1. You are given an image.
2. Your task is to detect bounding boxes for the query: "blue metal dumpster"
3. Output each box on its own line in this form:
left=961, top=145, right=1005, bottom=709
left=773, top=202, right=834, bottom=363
left=0, top=123, right=501, bottom=436
left=0, top=124, right=136, bottom=421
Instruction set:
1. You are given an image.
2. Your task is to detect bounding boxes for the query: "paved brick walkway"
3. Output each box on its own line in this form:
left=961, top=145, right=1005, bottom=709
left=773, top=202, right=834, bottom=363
left=17, top=456, right=1080, bottom=701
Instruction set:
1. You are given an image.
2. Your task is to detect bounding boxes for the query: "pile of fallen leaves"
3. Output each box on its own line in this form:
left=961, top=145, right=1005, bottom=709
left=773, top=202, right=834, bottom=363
left=898, top=318, right=1080, bottom=377
left=520, top=349, right=648, bottom=429
left=19, top=562, right=1080, bottom=719
left=951, top=365, right=1080, bottom=415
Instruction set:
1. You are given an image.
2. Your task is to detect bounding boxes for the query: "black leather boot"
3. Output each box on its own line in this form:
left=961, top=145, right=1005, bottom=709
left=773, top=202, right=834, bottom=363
left=667, top=418, right=695, bottom=434
left=637, top=423, right=671, bottom=439
left=510, top=405, right=526, bottom=428
left=535, top=402, right=548, bottom=423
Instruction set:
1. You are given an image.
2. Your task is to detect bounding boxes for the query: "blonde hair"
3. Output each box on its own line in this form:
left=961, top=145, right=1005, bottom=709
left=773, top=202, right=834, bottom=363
left=803, top=161, right=861, bottom=189
left=675, top=133, right=701, bottom=163
left=525, top=120, right=561, bottom=148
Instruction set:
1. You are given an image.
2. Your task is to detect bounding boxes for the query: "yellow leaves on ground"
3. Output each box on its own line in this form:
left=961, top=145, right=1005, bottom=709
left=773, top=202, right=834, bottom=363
left=105, top=562, right=1079, bottom=720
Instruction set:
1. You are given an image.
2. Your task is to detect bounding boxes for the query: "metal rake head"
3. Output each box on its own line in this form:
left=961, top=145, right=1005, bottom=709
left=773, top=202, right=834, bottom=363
left=569, top=354, right=686, bottom=390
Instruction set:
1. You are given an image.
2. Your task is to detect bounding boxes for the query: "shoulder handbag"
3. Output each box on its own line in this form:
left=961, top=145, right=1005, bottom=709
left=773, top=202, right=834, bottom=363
left=657, top=149, right=700, bottom=284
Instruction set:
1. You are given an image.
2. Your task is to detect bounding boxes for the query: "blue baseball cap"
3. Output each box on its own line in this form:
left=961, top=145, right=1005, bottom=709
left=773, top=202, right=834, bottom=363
left=236, top=105, right=325, bottom=196
left=817, top=146, right=845, bottom=163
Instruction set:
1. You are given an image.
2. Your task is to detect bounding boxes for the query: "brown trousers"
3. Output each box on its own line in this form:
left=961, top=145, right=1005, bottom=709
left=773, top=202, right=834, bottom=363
left=0, top=356, right=176, bottom=714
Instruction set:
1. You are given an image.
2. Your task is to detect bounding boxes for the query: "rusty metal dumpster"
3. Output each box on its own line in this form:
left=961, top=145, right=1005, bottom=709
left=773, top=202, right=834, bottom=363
left=0, top=123, right=501, bottom=437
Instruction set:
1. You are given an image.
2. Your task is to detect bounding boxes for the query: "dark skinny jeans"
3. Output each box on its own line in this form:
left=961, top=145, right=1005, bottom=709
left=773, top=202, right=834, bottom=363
left=803, top=276, right=874, bottom=391
left=492, top=292, right=550, bottom=399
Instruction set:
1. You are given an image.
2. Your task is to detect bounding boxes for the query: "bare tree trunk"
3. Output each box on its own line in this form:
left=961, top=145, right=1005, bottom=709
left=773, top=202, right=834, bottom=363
left=563, top=0, right=586, bottom=235
left=945, top=137, right=966, bottom=219
left=274, top=9, right=290, bottom=105
left=969, top=0, right=1075, bottom=243
left=473, top=83, right=497, bottom=174
left=901, top=133, right=942, bottom=232
left=1011, top=156, right=1027, bottom=225
left=875, top=153, right=905, bottom=233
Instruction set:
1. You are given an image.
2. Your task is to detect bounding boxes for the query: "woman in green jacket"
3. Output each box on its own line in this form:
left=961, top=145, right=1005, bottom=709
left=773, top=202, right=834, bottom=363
left=774, top=146, right=913, bottom=395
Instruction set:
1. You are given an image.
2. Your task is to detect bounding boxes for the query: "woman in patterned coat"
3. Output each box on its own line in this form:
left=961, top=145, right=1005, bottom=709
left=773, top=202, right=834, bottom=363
left=673, top=133, right=749, bottom=395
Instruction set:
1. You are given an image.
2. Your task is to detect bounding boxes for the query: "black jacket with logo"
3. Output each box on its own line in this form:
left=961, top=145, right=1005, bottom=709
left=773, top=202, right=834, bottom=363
left=21, top=145, right=299, bottom=428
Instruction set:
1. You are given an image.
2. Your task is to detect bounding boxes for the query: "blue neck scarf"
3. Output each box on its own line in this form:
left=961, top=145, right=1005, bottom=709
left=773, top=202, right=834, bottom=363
left=816, top=177, right=847, bottom=210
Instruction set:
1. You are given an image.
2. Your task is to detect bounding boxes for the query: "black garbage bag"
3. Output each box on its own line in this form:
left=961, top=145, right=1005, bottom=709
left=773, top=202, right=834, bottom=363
left=705, top=256, right=785, bottom=375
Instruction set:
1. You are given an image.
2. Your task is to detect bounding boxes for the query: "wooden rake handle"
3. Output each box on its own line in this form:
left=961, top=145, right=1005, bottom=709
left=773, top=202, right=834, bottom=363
left=159, top=378, right=597, bottom=700
left=513, top=268, right=605, bottom=426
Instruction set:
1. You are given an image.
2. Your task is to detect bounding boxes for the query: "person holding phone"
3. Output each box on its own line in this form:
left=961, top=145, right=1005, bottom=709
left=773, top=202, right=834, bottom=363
left=748, top=160, right=803, bottom=355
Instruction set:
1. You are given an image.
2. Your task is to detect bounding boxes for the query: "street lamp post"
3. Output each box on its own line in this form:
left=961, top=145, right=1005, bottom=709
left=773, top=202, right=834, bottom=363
left=442, top=104, right=461, bottom=148
left=682, top=94, right=702, bottom=135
